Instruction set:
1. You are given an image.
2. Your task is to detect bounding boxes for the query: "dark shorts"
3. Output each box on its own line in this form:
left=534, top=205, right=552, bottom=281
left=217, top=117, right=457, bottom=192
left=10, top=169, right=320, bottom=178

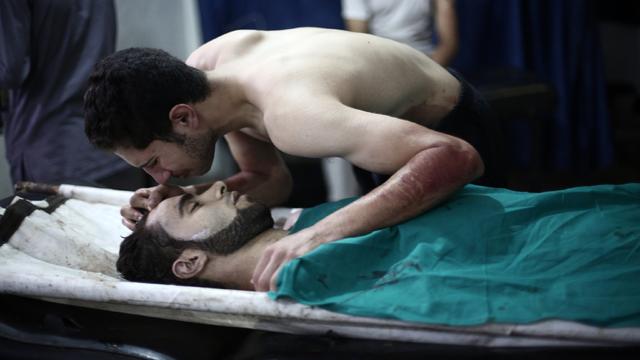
left=353, top=68, right=506, bottom=192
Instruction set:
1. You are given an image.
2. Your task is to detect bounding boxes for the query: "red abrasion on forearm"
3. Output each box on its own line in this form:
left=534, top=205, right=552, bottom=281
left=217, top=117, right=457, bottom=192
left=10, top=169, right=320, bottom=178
left=359, top=145, right=482, bottom=230
left=292, top=145, right=482, bottom=243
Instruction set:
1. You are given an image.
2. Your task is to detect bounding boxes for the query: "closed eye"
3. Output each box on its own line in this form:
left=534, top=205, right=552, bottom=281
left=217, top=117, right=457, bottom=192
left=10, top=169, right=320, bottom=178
left=142, top=158, right=158, bottom=170
left=190, top=201, right=200, bottom=213
left=138, top=157, right=157, bottom=170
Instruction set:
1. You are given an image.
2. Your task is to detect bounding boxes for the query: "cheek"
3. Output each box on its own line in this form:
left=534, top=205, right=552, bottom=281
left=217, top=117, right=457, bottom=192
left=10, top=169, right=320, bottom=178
left=182, top=154, right=205, bottom=172
left=160, top=146, right=188, bottom=168
left=186, top=210, right=233, bottom=238
left=168, top=218, right=216, bottom=241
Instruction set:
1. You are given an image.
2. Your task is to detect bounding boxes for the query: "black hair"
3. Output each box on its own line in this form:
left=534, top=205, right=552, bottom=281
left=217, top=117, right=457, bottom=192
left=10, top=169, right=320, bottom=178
left=84, top=47, right=210, bottom=150
left=116, top=215, right=222, bottom=287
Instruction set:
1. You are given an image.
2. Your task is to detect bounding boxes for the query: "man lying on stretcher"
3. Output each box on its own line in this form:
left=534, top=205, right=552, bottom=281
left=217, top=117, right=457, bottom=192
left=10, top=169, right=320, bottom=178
left=117, top=181, right=640, bottom=327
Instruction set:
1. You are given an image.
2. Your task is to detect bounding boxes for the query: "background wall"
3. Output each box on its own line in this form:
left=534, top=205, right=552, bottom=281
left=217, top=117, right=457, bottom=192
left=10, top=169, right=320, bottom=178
left=114, top=0, right=202, bottom=60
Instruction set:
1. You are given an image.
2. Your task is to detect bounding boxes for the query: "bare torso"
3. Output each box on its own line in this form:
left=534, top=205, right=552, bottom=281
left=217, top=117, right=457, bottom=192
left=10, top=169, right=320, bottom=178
left=187, top=27, right=460, bottom=133
left=181, top=28, right=481, bottom=293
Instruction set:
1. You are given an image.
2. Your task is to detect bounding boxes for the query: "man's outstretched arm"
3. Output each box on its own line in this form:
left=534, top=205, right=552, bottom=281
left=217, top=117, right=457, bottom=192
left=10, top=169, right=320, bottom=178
left=251, top=100, right=484, bottom=291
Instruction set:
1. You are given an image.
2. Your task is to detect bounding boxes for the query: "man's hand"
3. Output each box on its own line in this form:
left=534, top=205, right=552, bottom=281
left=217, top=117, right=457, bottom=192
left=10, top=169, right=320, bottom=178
left=120, top=184, right=185, bottom=230
left=251, top=227, right=323, bottom=292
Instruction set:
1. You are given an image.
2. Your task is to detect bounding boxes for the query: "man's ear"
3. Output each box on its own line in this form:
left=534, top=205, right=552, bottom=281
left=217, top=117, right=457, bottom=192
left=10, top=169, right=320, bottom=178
left=169, top=104, right=200, bottom=131
left=172, top=248, right=208, bottom=279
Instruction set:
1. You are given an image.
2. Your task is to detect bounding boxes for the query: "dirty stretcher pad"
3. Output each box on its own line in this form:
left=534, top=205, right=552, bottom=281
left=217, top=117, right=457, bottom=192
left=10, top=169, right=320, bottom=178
left=0, top=185, right=639, bottom=347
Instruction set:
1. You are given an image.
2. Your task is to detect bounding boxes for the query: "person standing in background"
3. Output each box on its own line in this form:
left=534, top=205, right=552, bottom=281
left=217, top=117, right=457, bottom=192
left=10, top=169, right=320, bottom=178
left=342, top=0, right=459, bottom=66
left=0, top=0, right=147, bottom=190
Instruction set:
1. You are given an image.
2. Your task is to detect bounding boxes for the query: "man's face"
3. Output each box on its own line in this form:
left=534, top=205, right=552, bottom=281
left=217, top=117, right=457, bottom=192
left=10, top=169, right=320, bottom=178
left=115, top=131, right=216, bottom=185
left=145, top=182, right=273, bottom=256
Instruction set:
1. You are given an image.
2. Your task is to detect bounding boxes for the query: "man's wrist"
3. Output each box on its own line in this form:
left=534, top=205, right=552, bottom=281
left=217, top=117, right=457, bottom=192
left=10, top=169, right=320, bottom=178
left=307, top=219, right=344, bottom=246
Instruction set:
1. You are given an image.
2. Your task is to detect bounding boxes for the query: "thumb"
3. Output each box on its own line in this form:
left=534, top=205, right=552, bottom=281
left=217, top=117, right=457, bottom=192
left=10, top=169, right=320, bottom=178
left=147, top=190, right=164, bottom=210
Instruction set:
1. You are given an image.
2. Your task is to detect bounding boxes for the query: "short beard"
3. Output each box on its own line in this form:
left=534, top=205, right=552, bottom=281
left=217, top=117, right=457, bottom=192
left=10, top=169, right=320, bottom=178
left=165, top=131, right=216, bottom=164
left=198, top=202, right=274, bottom=255
left=183, top=131, right=216, bottom=161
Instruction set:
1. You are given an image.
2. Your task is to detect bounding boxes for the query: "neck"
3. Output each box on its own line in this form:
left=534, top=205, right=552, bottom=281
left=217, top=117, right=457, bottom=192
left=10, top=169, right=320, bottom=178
left=201, top=228, right=288, bottom=290
left=195, top=71, right=261, bottom=133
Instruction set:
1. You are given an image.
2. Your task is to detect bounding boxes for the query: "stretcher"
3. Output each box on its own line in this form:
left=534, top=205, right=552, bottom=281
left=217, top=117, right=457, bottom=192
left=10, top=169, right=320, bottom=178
left=1, top=185, right=639, bottom=351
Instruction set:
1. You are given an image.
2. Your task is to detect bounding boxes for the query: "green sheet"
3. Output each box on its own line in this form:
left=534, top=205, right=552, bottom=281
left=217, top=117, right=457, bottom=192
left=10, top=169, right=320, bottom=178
left=270, top=184, right=640, bottom=327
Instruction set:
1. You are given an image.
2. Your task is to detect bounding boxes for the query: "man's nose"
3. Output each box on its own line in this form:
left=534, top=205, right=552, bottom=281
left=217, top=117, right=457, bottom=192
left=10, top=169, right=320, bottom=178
left=198, top=181, right=226, bottom=201
left=146, top=168, right=171, bottom=185
left=210, top=181, right=227, bottom=198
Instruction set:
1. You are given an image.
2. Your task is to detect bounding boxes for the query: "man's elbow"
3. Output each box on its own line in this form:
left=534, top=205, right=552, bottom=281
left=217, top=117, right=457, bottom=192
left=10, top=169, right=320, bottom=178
left=457, top=141, right=484, bottom=182
left=445, top=42, right=459, bottom=62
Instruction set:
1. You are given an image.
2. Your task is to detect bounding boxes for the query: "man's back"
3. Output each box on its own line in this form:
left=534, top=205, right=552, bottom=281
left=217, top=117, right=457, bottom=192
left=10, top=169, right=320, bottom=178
left=188, top=27, right=459, bottom=128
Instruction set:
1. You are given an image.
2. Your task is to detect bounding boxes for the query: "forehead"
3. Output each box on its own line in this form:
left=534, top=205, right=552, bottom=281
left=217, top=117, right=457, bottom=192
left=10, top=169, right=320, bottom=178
left=146, top=195, right=181, bottom=226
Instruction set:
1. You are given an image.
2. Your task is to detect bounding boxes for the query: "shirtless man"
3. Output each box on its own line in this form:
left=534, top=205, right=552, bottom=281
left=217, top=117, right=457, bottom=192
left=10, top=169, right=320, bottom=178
left=84, top=27, right=490, bottom=291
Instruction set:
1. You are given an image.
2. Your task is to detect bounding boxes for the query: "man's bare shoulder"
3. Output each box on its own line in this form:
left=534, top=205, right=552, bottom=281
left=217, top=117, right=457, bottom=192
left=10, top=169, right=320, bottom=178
left=187, top=30, right=265, bottom=69
left=217, top=30, right=265, bottom=50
